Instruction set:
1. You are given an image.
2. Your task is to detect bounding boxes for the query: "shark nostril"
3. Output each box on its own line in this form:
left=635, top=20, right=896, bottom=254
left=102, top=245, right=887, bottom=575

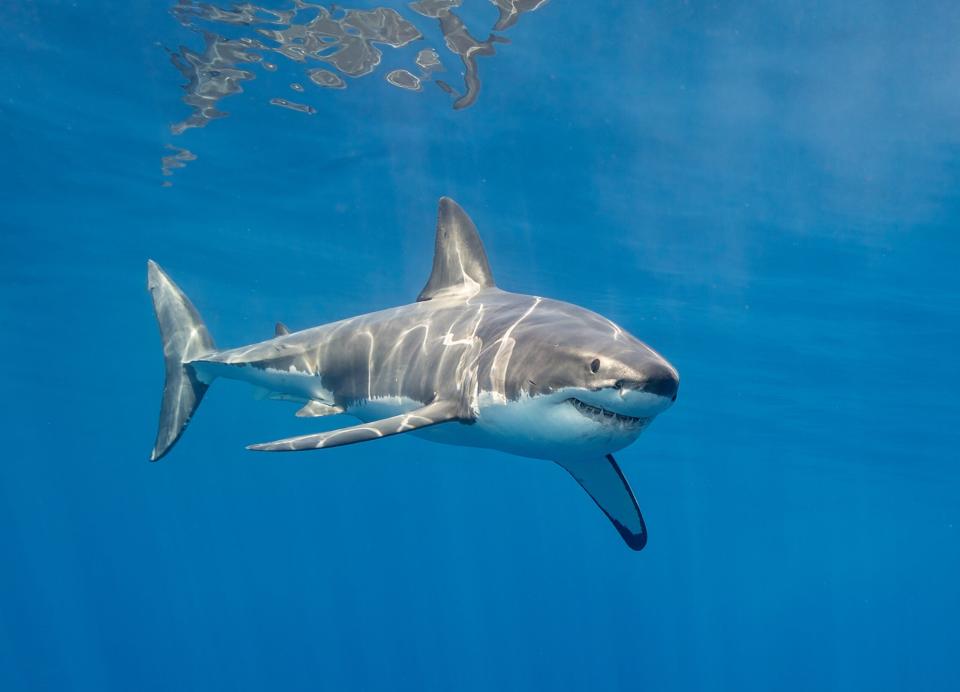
left=614, top=380, right=624, bottom=390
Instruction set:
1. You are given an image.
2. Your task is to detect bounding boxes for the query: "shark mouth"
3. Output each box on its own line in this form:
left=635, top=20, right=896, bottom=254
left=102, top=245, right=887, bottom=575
left=568, top=398, right=650, bottom=429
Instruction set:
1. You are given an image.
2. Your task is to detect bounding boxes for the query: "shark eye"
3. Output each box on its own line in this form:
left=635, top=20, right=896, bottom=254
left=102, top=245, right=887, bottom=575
left=590, top=358, right=601, bottom=374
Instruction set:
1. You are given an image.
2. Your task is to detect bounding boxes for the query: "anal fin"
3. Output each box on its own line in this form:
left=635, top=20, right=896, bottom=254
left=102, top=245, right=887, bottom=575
left=296, top=401, right=344, bottom=418
left=275, top=322, right=290, bottom=336
left=555, top=454, right=647, bottom=550
left=248, top=400, right=459, bottom=452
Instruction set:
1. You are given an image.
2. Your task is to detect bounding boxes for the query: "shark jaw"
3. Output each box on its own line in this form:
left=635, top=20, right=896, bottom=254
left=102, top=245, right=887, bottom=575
left=566, top=383, right=676, bottom=422
left=566, top=397, right=651, bottom=430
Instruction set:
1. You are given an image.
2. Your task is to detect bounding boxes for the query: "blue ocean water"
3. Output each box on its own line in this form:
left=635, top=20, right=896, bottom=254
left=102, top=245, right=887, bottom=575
left=2, top=1, right=959, bottom=690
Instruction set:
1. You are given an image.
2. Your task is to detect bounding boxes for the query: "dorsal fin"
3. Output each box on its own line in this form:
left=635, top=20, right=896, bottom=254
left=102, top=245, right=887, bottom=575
left=417, top=197, right=495, bottom=301
left=275, top=322, right=290, bottom=336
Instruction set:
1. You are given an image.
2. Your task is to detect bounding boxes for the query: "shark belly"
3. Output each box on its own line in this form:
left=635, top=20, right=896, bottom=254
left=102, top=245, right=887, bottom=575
left=344, top=391, right=645, bottom=460
left=469, top=392, right=647, bottom=460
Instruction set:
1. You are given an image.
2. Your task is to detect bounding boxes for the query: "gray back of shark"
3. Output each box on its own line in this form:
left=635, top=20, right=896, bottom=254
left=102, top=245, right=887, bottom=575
left=147, top=197, right=679, bottom=550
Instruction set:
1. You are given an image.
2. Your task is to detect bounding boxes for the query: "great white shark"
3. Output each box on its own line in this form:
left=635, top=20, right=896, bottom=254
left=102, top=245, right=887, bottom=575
left=147, top=197, right=679, bottom=550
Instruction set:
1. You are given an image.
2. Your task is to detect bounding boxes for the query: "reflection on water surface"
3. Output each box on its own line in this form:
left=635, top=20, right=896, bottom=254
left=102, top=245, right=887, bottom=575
left=164, top=0, right=551, bottom=180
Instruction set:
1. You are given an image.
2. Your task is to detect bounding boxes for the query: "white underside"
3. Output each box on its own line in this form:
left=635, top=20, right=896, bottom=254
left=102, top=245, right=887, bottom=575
left=350, top=389, right=663, bottom=461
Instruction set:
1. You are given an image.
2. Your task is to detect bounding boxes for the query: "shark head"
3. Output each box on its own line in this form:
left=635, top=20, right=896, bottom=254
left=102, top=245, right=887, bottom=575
left=463, top=294, right=679, bottom=460
left=547, top=334, right=678, bottom=421
left=504, top=299, right=678, bottom=439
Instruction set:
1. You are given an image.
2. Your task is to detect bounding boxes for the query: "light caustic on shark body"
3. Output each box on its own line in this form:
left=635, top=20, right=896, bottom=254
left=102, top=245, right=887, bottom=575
left=147, top=198, right=679, bottom=550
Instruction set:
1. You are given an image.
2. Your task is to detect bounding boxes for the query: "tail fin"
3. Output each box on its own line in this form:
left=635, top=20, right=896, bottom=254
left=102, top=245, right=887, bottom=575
left=147, top=260, right=216, bottom=461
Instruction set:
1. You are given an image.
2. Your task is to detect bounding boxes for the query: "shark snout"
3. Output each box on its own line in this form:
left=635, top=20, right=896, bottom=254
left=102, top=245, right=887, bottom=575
left=618, top=362, right=679, bottom=402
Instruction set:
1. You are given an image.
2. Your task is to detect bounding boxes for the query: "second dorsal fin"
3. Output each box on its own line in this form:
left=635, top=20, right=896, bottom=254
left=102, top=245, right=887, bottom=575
left=275, top=322, right=290, bottom=336
left=417, top=197, right=495, bottom=301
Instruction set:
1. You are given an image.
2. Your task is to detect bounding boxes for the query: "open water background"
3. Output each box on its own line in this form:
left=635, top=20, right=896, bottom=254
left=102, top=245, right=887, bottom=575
left=1, top=1, right=958, bottom=690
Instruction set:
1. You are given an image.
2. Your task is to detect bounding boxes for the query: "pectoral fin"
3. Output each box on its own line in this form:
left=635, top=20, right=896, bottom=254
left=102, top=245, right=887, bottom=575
left=555, top=454, right=647, bottom=550
left=247, top=401, right=459, bottom=452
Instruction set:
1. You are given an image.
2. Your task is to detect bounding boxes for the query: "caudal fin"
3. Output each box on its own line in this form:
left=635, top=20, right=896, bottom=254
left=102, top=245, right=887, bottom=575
left=147, top=260, right=216, bottom=461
